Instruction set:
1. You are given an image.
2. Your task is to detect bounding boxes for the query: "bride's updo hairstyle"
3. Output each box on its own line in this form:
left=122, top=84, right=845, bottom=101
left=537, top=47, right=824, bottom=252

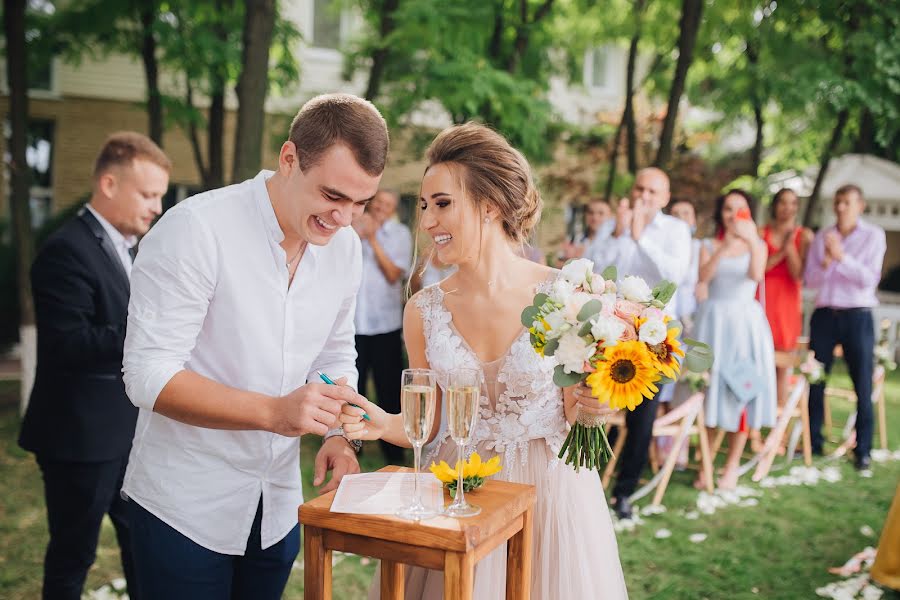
left=424, top=122, right=543, bottom=244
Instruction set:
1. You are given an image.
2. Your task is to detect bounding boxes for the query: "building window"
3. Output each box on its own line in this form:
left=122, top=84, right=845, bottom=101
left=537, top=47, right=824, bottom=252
left=313, top=0, right=342, bottom=50
left=3, top=119, right=54, bottom=228
left=584, top=46, right=609, bottom=90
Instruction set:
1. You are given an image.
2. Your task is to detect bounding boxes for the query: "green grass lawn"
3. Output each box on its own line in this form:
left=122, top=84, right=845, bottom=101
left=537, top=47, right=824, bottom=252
left=1, top=362, right=899, bottom=600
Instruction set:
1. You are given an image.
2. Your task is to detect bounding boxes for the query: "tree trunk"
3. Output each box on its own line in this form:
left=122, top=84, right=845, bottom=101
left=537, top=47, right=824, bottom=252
left=802, top=109, right=849, bottom=227
left=506, top=0, right=554, bottom=74
left=5, top=0, right=37, bottom=411
left=232, top=0, right=276, bottom=183
left=139, top=1, right=164, bottom=146
left=746, top=39, right=763, bottom=177
left=854, top=108, right=875, bottom=155
left=654, top=0, right=703, bottom=168
left=207, top=88, right=225, bottom=189
left=488, top=1, right=504, bottom=62
left=364, top=0, right=399, bottom=101
left=623, top=29, right=641, bottom=174
left=603, top=117, right=625, bottom=202
left=184, top=77, right=210, bottom=186
left=750, top=98, right=764, bottom=177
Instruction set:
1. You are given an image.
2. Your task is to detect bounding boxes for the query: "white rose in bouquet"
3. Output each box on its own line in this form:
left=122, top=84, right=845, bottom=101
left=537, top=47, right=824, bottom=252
left=590, top=314, right=626, bottom=348
left=556, top=329, right=596, bottom=374
left=550, top=278, right=576, bottom=305
left=543, top=310, right=570, bottom=340
left=638, top=318, right=667, bottom=345
left=563, top=291, right=594, bottom=322
left=560, top=258, right=594, bottom=288
left=620, top=275, right=653, bottom=303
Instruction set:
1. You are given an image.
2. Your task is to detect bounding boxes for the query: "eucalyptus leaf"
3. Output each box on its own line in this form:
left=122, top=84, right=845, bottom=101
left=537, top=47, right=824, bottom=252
left=683, top=338, right=715, bottom=372
left=553, top=366, right=585, bottom=387
left=577, top=299, right=604, bottom=322
left=543, top=338, right=560, bottom=357
left=601, top=265, right=617, bottom=281
left=579, top=321, right=594, bottom=337
left=521, top=305, right=540, bottom=327
left=667, top=319, right=683, bottom=331
left=533, top=293, right=549, bottom=308
left=651, top=280, right=677, bottom=305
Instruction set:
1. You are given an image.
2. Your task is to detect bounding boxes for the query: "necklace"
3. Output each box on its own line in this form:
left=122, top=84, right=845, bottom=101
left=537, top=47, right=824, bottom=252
left=286, top=242, right=307, bottom=269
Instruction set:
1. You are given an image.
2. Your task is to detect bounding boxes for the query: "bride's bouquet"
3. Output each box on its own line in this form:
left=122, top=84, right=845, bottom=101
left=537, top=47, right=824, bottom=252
left=521, top=258, right=714, bottom=471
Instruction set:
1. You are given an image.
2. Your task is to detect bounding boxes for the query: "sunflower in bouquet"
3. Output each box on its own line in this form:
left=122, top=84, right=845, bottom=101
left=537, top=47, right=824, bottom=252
left=521, top=258, right=714, bottom=471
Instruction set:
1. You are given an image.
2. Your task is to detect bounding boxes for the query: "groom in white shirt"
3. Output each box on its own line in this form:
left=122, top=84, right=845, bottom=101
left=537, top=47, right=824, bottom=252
left=121, top=93, right=388, bottom=598
left=585, top=168, right=691, bottom=519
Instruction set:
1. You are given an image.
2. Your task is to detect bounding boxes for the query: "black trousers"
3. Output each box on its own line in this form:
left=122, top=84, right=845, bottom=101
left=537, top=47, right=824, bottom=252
left=356, top=329, right=406, bottom=464
left=808, top=307, right=875, bottom=458
left=36, top=455, right=139, bottom=600
left=611, top=388, right=663, bottom=499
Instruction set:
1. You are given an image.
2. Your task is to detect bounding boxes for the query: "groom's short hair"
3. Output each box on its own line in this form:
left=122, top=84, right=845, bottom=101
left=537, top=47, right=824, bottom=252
left=289, top=93, right=389, bottom=176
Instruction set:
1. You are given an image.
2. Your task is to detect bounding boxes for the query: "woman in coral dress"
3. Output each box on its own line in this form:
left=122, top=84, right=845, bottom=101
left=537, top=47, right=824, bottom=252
left=760, top=188, right=813, bottom=407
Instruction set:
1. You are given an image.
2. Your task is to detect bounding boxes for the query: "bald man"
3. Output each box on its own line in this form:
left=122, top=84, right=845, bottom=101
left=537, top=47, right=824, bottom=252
left=585, top=167, right=692, bottom=519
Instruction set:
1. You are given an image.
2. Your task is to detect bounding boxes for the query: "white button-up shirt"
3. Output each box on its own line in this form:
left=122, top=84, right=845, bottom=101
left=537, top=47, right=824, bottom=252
left=122, top=170, right=361, bottom=555
left=354, top=219, right=412, bottom=336
left=585, top=211, right=692, bottom=317
left=86, top=204, right=137, bottom=277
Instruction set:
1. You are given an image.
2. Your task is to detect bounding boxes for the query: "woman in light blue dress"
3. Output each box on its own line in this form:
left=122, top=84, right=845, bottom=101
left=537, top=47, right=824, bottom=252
left=693, top=189, right=776, bottom=490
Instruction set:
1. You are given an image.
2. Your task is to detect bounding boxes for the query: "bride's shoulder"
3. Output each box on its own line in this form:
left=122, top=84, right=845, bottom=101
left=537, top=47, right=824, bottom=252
left=529, top=265, right=562, bottom=290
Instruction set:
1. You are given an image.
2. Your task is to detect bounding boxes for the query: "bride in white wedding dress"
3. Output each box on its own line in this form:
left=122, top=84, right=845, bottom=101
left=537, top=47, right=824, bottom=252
left=341, top=122, right=628, bottom=599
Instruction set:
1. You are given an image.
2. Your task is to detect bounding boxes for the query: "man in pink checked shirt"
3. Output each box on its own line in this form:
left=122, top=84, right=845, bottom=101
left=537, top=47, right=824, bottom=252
left=804, top=184, right=886, bottom=470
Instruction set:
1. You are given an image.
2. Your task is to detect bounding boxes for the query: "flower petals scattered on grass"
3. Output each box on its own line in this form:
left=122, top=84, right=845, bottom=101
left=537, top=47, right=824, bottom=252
left=654, top=528, right=672, bottom=539
left=760, top=466, right=842, bottom=488
left=688, top=533, right=707, bottom=543
left=859, top=525, right=875, bottom=538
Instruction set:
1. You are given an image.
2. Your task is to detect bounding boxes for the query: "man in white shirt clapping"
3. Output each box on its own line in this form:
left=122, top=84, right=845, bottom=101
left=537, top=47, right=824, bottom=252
left=585, top=168, right=691, bottom=520
left=352, top=190, right=412, bottom=464
left=121, top=94, right=388, bottom=599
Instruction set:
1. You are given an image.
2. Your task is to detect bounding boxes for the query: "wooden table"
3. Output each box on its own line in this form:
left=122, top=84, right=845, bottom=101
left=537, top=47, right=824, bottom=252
left=298, top=466, right=536, bottom=600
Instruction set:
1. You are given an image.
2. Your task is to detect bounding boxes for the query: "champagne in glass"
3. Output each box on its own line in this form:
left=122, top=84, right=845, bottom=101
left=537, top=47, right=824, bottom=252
left=396, top=369, right=438, bottom=521
left=444, top=368, right=482, bottom=517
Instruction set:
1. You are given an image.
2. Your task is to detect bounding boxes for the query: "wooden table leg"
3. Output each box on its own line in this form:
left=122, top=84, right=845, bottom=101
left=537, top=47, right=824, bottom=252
left=800, top=385, right=813, bottom=466
left=444, top=550, right=475, bottom=600
left=380, top=559, right=405, bottom=600
left=304, top=526, right=332, bottom=600
left=506, top=508, right=533, bottom=600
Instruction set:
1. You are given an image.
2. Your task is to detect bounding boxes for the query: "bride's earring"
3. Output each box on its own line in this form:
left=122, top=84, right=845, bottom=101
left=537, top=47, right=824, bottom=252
left=483, top=217, right=490, bottom=224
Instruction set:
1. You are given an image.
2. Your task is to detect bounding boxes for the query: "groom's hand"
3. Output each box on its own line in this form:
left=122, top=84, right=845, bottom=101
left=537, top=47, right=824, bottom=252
left=314, top=435, right=360, bottom=494
left=269, top=383, right=359, bottom=437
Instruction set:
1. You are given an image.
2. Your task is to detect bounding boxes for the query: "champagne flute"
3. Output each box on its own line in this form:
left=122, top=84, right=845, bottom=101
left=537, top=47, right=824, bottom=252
left=397, top=368, right=438, bottom=521
left=444, top=367, right=482, bottom=517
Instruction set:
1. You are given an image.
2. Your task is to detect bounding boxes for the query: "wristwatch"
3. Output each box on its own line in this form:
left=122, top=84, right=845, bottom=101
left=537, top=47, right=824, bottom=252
left=325, top=426, right=362, bottom=453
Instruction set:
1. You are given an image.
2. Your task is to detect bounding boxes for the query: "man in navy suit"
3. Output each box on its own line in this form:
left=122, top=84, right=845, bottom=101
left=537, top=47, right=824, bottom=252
left=19, top=132, right=170, bottom=600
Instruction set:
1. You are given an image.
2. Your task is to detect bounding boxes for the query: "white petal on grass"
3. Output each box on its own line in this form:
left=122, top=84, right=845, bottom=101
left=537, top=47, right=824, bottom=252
left=859, top=525, right=875, bottom=538
left=689, top=533, right=707, bottom=543
left=654, top=528, right=672, bottom=539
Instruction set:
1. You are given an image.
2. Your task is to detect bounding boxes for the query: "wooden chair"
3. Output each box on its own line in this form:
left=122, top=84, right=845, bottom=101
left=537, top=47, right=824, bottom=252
left=829, top=365, right=889, bottom=457
left=601, top=392, right=714, bottom=506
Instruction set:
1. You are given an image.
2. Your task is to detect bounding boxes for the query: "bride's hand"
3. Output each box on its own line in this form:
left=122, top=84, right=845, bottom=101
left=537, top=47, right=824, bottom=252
left=571, top=382, right=620, bottom=419
left=339, top=396, right=389, bottom=441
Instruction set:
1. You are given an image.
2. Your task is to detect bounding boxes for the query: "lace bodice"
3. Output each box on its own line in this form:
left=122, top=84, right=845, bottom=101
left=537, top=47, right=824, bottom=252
left=415, top=277, right=569, bottom=468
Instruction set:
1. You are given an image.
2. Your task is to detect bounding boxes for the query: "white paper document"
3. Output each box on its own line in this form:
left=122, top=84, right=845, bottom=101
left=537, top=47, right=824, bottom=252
left=330, top=472, right=444, bottom=515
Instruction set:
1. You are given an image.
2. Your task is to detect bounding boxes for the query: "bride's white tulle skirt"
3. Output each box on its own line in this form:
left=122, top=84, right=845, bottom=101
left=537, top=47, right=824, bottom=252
left=368, top=438, right=629, bottom=599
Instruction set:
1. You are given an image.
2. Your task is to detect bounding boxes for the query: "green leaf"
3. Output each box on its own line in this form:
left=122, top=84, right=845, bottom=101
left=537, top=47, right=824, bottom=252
left=543, top=338, right=560, bottom=357
left=667, top=319, right=683, bottom=331
left=533, top=293, right=549, bottom=308
left=579, top=321, right=594, bottom=337
left=577, top=299, right=604, bottom=322
left=683, top=338, right=715, bottom=372
left=601, top=265, right=617, bottom=281
left=553, top=365, right=585, bottom=387
left=651, top=280, right=677, bottom=305
left=521, top=305, right=540, bottom=327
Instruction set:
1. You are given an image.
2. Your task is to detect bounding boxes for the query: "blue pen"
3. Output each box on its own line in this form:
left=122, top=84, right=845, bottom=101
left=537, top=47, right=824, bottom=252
left=317, top=370, right=371, bottom=421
